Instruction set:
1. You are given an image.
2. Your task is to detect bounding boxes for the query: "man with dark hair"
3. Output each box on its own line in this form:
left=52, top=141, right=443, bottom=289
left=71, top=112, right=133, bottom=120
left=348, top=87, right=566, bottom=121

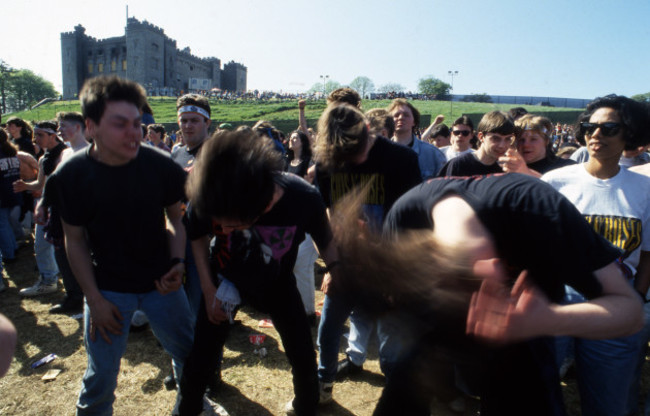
left=14, top=120, right=64, bottom=297
left=40, top=112, right=90, bottom=313
left=431, top=124, right=451, bottom=148
left=45, top=75, right=194, bottom=415
left=175, top=129, right=340, bottom=416
left=173, top=94, right=211, bottom=172
left=441, top=115, right=475, bottom=160
left=439, top=111, right=516, bottom=177
left=387, top=98, right=446, bottom=179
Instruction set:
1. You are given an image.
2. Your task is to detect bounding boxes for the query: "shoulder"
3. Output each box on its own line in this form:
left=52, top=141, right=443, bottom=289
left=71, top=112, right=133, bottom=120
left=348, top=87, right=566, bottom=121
left=541, top=163, right=582, bottom=182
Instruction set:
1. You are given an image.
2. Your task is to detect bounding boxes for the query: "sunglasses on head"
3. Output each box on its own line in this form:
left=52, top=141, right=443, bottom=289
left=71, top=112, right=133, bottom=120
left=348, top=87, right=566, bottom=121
left=452, top=130, right=471, bottom=137
left=580, top=122, right=623, bottom=137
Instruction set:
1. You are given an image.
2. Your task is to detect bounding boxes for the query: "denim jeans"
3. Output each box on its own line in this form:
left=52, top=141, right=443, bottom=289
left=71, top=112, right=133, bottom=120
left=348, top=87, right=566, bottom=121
left=183, top=241, right=202, bottom=324
left=0, top=207, right=17, bottom=260
left=317, top=293, right=355, bottom=383
left=34, top=222, right=59, bottom=284
left=347, top=307, right=419, bottom=377
left=556, top=285, right=643, bottom=416
left=177, top=278, right=318, bottom=416
left=76, top=288, right=194, bottom=416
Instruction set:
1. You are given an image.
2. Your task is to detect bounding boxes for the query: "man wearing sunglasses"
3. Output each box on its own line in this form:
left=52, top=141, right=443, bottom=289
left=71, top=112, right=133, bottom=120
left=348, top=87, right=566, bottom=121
left=543, top=94, right=650, bottom=416
left=441, top=115, right=475, bottom=161
left=438, top=111, right=515, bottom=177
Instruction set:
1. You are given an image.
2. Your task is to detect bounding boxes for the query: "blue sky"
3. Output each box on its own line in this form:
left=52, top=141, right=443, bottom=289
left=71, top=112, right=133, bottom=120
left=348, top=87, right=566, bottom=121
left=4, top=0, right=649, bottom=100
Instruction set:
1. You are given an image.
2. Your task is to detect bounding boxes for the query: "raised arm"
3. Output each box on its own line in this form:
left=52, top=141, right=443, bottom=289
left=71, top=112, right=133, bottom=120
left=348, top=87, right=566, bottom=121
left=420, top=114, right=445, bottom=143
left=298, top=100, right=309, bottom=135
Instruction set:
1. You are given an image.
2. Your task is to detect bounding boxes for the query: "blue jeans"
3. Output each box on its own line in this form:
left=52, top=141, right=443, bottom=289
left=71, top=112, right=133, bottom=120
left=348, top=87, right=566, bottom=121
left=76, top=289, right=194, bottom=416
left=0, top=207, right=17, bottom=260
left=317, top=293, right=354, bottom=383
left=347, top=307, right=418, bottom=377
left=183, top=241, right=202, bottom=324
left=556, top=285, right=642, bottom=416
left=34, top=222, right=59, bottom=284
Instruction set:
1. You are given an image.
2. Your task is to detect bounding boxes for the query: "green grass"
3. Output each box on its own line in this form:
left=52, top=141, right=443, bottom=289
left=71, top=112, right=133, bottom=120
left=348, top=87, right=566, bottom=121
left=5, top=98, right=583, bottom=131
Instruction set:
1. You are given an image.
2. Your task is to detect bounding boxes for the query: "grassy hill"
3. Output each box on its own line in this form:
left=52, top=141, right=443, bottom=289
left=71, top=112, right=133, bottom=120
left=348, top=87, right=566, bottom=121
left=4, top=98, right=583, bottom=134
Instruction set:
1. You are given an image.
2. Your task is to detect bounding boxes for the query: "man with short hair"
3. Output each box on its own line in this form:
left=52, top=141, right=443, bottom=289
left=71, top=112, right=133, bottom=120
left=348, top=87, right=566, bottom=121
left=173, top=94, right=212, bottom=172
left=388, top=98, right=446, bottom=179
left=41, top=112, right=90, bottom=313
left=439, top=111, right=515, bottom=177
left=45, top=75, right=194, bottom=415
left=14, top=120, right=64, bottom=297
left=440, top=116, right=476, bottom=161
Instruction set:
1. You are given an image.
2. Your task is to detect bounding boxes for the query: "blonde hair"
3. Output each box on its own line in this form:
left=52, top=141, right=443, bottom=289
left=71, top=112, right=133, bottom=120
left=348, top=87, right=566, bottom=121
left=515, top=114, right=553, bottom=143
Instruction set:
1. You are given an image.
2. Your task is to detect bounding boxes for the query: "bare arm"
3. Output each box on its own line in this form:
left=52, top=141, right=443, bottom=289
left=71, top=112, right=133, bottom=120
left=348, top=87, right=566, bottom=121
left=14, top=158, right=46, bottom=192
left=17, top=151, right=38, bottom=181
left=0, top=313, right=16, bottom=378
left=420, top=114, right=445, bottom=142
left=498, top=149, right=542, bottom=178
left=467, top=260, right=643, bottom=343
left=62, top=219, right=123, bottom=343
left=191, top=236, right=228, bottom=324
left=155, top=201, right=186, bottom=294
left=298, top=100, right=309, bottom=135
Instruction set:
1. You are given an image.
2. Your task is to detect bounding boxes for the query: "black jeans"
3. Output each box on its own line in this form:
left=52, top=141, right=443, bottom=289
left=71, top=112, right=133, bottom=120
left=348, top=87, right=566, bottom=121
left=177, top=279, right=319, bottom=416
left=54, top=246, right=83, bottom=302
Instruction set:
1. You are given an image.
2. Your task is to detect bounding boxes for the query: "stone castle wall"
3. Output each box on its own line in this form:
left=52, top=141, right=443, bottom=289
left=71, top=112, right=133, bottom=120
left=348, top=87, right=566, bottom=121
left=61, top=18, right=247, bottom=99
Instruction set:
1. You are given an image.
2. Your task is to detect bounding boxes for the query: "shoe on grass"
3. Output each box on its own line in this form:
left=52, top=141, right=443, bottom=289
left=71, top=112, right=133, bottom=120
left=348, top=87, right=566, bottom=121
left=201, top=395, right=229, bottom=416
left=19, top=279, right=57, bottom=297
left=319, top=381, right=333, bottom=404
left=335, top=356, right=363, bottom=380
left=49, top=297, right=83, bottom=314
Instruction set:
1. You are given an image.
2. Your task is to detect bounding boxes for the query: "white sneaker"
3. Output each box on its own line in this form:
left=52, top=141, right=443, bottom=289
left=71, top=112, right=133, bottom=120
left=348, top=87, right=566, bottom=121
left=201, top=395, right=229, bottom=416
left=319, top=381, right=333, bottom=404
left=19, top=279, right=57, bottom=297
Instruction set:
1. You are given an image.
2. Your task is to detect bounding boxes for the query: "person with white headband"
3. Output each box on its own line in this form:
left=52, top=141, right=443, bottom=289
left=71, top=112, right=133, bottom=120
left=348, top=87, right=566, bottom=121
left=14, top=120, right=65, bottom=297
left=498, top=114, right=575, bottom=177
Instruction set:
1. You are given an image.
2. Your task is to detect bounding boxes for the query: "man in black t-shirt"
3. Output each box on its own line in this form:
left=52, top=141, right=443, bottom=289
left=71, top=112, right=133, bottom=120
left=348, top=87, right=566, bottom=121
left=313, top=103, right=422, bottom=401
left=332, top=173, right=643, bottom=416
left=175, top=130, right=340, bottom=416
left=438, top=111, right=515, bottom=177
left=45, top=76, right=194, bottom=416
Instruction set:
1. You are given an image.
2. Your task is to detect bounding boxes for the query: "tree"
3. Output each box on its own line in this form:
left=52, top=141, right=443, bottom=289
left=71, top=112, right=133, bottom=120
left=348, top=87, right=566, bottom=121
left=377, top=83, right=405, bottom=94
left=349, top=76, right=374, bottom=98
left=0, top=60, right=16, bottom=114
left=307, top=79, right=342, bottom=96
left=3, top=69, right=58, bottom=113
left=461, top=93, right=493, bottom=103
left=418, top=77, right=451, bottom=100
left=631, top=92, right=650, bottom=103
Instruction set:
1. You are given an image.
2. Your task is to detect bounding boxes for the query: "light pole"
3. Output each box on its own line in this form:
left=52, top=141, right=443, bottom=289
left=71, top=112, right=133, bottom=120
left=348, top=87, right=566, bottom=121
left=319, top=75, right=329, bottom=97
left=448, top=70, right=458, bottom=118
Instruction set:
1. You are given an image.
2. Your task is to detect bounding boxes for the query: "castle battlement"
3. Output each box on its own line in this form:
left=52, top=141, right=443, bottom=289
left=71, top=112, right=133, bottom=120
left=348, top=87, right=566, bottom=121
left=61, top=17, right=247, bottom=99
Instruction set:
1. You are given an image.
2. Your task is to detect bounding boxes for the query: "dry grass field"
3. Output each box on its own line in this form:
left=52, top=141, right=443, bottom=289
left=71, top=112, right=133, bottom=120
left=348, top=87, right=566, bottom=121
left=0, top=239, right=648, bottom=415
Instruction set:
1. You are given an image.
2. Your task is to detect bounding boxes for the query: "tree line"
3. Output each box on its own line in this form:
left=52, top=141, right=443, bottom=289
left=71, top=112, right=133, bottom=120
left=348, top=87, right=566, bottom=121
left=0, top=60, right=59, bottom=115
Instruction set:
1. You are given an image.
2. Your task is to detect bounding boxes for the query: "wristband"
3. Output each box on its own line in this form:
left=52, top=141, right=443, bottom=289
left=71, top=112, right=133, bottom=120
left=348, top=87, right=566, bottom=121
left=170, top=257, right=186, bottom=267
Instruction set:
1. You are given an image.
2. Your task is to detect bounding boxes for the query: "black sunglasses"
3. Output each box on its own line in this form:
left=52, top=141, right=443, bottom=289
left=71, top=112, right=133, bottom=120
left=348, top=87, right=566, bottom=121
left=452, top=130, right=471, bottom=137
left=580, top=122, right=623, bottom=137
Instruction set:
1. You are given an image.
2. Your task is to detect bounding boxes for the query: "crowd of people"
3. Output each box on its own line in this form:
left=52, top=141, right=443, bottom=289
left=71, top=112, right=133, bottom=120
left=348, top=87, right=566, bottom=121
left=1, top=78, right=650, bottom=416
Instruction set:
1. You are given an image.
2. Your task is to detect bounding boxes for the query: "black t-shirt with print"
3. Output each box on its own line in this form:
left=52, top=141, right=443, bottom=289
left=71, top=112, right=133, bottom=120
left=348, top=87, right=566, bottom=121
left=438, top=151, right=503, bottom=177
left=188, top=173, right=332, bottom=311
left=47, top=146, right=187, bottom=293
left=315, top=136, right=421, bottom=229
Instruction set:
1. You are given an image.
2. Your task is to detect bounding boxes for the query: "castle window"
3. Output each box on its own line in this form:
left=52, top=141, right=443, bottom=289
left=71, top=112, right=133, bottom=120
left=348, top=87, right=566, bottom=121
left=122, top=47, right=126, bottom=53
left=87, top=51, right=92, bottom=57
left=111, top=60, right=116, bottom=71
left=190, top=65, right=194, bottom=71
left=98, top=63, right=104, bottom=73
left=88, top=63, right=93, bottom=73
left=122, top=60, right=127, bottom=70
left=152, top=43, right=159, bottom=51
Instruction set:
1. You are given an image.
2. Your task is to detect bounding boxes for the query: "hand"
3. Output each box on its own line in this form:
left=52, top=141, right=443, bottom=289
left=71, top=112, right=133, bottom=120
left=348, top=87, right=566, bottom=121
left=155, top=263, right=184, bottom=294
left=433, top=114, right=445, bottom=125
left=87, top=296, right=123, bottom=344
left=498, top=149, right=528, bottom=174
left=298, top=99, right=306, bottom=110
left=321, top=272, right=332, bottom=295
left=202, top=281, right=228, bottom=324
left=466, top=259, right=555, bottom=344
left=12, top=180, right=27, bottom=193
left=34, top=200, right=48, bottom=225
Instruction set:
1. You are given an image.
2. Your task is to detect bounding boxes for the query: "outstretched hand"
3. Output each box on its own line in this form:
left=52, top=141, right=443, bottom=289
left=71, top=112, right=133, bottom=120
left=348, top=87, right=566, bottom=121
left=155, top=263, right=184, bottom=294
left=466, top=259, right=556, bottom=344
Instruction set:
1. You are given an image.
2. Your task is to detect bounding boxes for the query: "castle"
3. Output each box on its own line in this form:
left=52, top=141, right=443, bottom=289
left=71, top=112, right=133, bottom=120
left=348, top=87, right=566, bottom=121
left=61, top=18, right=247, bottom=99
